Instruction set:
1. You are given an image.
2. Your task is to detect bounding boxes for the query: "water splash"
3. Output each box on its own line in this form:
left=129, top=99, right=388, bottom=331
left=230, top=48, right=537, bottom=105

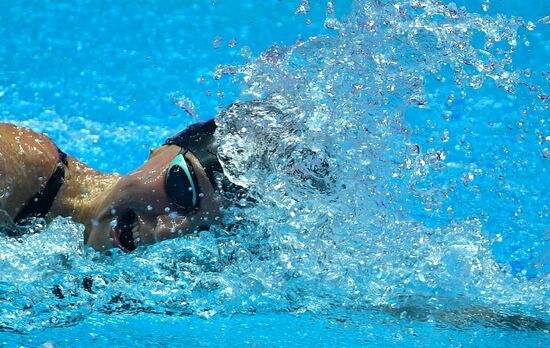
left=214, top=0, right=548, bottom=320
left=0, top=0, right=548, bottom=333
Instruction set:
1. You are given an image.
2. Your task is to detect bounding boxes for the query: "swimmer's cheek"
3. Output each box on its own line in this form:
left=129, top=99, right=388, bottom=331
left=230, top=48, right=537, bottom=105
left=151, top=214, right=194, bottom=243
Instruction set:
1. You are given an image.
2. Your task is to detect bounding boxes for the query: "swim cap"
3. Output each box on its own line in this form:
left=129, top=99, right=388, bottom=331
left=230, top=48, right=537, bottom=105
left=165, top=119, right=222, bottom=188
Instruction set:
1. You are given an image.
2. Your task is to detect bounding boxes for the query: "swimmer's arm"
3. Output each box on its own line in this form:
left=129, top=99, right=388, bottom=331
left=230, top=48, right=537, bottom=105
left=379, top=302, right=549, bottom=331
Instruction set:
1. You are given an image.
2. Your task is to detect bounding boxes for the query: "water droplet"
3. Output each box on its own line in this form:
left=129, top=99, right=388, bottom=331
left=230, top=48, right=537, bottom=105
left=240, top=46, right=251, bottom=59
left=295, top=1, right=310, bottom=14
left=481, top=1, right=490, bottom=12
left=172, top=94, right=196, bottom=119
left=324, top=17, right=341, bottom=30
left=326, top=1, right=335, bottom=15
left=469, top=75, right=484, bottom=89
left=164, top=207, right=170, bottom=213
left=111, top=208, right=117, bottom=215
left=461, top=173, right=474, bottom=186
left=213, top=36, right=222, bottom=49
left=147, top=205, right=153, bottom=211
left=525, top=21, right=536, bottom=31
left=441, top=130, right=450, bottom=143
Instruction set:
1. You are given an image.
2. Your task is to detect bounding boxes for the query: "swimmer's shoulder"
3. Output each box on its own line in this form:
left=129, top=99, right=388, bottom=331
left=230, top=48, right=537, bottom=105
left=0, top=122, right=54, bottom=143
left=0, top=122, right=62, bottom=219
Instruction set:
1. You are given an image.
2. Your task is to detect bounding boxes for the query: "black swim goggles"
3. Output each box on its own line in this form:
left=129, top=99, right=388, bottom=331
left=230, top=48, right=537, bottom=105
left=164, top=149, right=201, bottom=213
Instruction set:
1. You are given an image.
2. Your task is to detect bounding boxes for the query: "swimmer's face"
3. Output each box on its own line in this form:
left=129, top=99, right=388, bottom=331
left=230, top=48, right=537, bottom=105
left=85, top=145, right=223, bottom=252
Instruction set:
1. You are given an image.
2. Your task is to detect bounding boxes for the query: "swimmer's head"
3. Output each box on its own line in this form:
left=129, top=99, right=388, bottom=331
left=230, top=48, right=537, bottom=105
left=84, top=120, right=232, bottom=252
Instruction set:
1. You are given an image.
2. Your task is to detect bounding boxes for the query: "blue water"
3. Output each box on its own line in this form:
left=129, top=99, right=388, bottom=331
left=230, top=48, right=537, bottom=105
left=1, top=0, right=549, bottom=347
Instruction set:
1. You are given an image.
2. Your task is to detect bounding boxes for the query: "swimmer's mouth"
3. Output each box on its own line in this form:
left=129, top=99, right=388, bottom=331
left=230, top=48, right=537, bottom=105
left=110, top=209, right=138, bottom=252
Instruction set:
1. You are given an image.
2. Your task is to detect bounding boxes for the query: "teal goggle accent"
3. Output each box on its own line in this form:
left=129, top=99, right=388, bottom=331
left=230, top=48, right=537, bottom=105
left=164, top=149, right=200, bottom=213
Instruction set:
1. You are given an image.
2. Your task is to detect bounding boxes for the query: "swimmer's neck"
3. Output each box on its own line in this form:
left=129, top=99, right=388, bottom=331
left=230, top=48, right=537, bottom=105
left=50, top=156, right=120, bottom=229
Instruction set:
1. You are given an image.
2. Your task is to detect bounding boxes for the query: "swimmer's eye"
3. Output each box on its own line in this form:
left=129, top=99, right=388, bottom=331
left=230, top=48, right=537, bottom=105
left=164, top=149, right=200, bottom=213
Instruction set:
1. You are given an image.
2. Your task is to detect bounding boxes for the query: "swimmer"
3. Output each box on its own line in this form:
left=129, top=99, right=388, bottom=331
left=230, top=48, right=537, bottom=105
left=0, top=118, right=237, bottom=252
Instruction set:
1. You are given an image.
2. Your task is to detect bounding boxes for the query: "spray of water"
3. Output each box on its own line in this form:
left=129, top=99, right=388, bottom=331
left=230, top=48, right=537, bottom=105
left=0, top=0, right=548, bottom=332
left=214, top=0, right=548, bottom=318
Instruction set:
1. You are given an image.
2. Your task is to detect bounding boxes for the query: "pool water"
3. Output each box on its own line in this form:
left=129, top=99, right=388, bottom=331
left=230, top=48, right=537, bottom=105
left=0, top=0, right=548, bottom=347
